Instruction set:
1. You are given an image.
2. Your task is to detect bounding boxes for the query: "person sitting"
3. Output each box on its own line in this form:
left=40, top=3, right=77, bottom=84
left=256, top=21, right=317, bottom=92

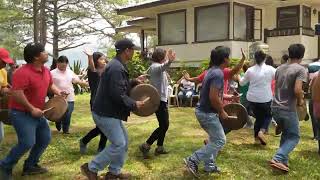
left=177, top=73, right=195, bottom=106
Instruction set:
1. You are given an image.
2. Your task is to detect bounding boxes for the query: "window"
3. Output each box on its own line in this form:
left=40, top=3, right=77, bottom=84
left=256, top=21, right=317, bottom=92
left=158, top=10, right=186, bottom=45
left=302, top=6, right=311, bottom=28
left=233, top=3, right=255, bottom=41
left=195, top=3, right=229, bottom=42
left=277, top=6, right=299, bottom=28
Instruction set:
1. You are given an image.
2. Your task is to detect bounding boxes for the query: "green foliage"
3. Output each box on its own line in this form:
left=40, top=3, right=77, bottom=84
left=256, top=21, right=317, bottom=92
left=107, top=48, right=150, bottom=78
left=69, top=60, right=89, bottom=95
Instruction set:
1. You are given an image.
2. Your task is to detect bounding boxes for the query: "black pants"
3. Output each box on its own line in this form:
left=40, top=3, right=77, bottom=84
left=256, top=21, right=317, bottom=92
left=249, top=101, right=272, bottom=137
left=309, top=99, right=319, bottom=139
left=82, top=126, right=107, bottom=150
left=146, top=101, right=169, bottom=146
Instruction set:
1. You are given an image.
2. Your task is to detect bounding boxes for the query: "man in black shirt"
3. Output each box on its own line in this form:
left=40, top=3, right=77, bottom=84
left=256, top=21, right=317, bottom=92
left=81, top=39, right=146, bottom=180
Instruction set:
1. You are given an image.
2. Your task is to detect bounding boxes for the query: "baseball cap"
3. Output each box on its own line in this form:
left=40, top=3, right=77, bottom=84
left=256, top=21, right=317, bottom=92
left=115, top=39, right=140, bottom=52
left=0, top=48, right=14, bottom=64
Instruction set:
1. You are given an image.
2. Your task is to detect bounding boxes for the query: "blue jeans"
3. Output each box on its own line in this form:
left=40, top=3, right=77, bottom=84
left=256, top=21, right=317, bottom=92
left=0, top=122, right=3, bottom=144
left=272, top=108, right=300, bottom=165
left=0, top=110, right=51, bottom=173
left=56, top=102, right=74, bottom=133
left=88, top=112, right=128, bottom=175
left=189, top=108, right=226, bottom=171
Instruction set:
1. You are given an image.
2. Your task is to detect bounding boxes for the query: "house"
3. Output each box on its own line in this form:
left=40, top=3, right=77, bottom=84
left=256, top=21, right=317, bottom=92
left=116, top=0, right=320, bottom=66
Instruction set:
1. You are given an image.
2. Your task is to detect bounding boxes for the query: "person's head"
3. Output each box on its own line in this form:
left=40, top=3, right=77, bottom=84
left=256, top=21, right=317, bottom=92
left=210, top=46, right=230, bottom=68
left=265, top=55, right=274, bottom=67
left=281, top=54, right=289, bottom=64
left=24, top=43, right=48, bottom=64
left=151, top=48, right=166, bottom=63
left=115, top=38, right=139, bottom=63
left=56, top=55, right=69, bottom=71
left=254, top=50, right=266, bottom=65
left=93, top=52, right=107, bottom=69
left=0, top=48, right=14, bottom=69
left=288, top=44, right=305, bottom=62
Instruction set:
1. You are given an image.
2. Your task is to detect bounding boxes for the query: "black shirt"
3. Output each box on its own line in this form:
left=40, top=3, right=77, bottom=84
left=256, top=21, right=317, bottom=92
left=92, top=57, right=137, bottom=121
left=88, top=69, right=100, bottom=109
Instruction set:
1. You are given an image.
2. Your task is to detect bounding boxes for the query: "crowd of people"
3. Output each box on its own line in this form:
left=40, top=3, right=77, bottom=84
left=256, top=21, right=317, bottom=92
left=0, top=39, right=319, bottom=179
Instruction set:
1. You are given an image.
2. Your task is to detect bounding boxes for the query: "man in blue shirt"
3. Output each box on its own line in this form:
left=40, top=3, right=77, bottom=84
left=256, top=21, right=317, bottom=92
left=184, top=46, right=230, bottom=177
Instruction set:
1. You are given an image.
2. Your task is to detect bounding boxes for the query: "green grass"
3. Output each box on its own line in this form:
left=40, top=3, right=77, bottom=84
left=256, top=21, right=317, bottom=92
left=1, top=94, right=320, bottom=179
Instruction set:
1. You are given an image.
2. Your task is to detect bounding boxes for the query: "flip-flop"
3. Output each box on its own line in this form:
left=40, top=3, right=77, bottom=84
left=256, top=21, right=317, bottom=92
left=269, top=160, right=289, bottom=172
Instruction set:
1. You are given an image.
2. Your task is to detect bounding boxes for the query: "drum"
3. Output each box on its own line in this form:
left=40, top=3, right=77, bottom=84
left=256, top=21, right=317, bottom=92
left=220, top=103, right=248, bottom=130
left=0, top=95, right=11, bottom=125
left=130, top=84, right=160, bottom=117
left=44, top=96, right=68, bottom=122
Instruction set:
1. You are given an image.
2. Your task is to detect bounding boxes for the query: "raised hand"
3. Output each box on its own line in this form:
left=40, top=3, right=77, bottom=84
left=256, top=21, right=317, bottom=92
left=167, top=49, right=176, bottom=62
left=241, top=48, right=246, bottom=61
left=83, top=48, right=93, bottom=56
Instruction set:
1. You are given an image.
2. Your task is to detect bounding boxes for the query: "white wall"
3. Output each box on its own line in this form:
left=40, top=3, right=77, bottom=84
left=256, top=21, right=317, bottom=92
left=267, top=35, right=301, bottom=62
left=301, top=35, right=318, bottom=60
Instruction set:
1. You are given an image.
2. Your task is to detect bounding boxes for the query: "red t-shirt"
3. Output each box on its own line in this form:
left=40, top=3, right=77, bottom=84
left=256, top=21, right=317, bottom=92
left=9, top=64, right=53, bottom=112
left=197, top=68, right=232, bottom=94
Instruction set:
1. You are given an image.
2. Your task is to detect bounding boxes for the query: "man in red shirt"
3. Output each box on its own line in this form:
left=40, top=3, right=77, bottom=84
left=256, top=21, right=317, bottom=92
left=0, top=43, right=63, bottom=179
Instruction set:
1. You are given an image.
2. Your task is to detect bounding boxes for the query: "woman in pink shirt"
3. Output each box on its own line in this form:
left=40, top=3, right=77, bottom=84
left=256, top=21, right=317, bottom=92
left=51, top=56, right=88, bottom=134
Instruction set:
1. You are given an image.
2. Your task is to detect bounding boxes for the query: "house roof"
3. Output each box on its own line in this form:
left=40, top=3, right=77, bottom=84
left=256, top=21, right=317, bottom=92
left=117, top=0, right=188, bottom=15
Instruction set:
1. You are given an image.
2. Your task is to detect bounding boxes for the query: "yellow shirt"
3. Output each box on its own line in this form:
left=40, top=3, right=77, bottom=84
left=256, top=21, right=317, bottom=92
left=0, top=69, right=8, bottom=87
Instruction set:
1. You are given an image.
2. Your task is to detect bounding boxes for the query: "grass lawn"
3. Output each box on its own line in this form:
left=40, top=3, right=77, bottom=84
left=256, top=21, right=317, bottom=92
left=1, top=94, right=320, bottom=180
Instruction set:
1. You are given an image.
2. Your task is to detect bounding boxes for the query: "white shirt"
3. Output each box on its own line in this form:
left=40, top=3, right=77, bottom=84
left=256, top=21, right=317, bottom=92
left=181, top=79, right=195, bottom=90
left=240, top=63, right=276, bottom=103
left=51, top=68, right=80, bottom=102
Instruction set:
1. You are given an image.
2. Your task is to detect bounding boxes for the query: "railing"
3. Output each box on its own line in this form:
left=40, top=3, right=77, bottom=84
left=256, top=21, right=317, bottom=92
left=302, top=27, right=315, bottom=36
left=265, top=27, right=315, bottom=37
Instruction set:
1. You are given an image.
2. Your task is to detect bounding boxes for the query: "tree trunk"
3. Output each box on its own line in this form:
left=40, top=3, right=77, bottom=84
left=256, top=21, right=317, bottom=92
left=33, top=0, right=39, bottom=43
left=52, top=0, right=59, bottom=59
left=39, top=0, right=47, bottom=46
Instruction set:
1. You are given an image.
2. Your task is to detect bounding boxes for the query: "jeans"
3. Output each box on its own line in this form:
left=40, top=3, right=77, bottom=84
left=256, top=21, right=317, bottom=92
left=0, top=122, right=3, bottom=144
left=56, top=102, right=74, bottom=133
left=0, top=110, right=51, bottom=173
left=189, top=108, right=226, bottom=172
left=88, top=112, right=128, bottom=175
left=178, top=89, right=193, bottom=105
left=249, top=101, right=272, bottom=137
left=309, top=99, right=318, bottom=139
left=146, top=101, right=169, bottom=146
left=272, top=108, right=300, bottom=165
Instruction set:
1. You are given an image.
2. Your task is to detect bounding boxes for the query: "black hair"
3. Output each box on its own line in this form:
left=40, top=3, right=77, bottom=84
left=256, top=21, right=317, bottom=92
left=210, top=46, right=230, bottom=66
left=57, top=55, right=69, bottom=64
left=92, top=52, right=105, bottom=68
left=265, top=55, right=274, bottom=67
left=254, top=50, right=266, bottom=65
left=24, top=43, right=45, bottom=64
left=288, top=44, right=305, bottom=60
left=50, top=58, right=57, bottom=70
left=281, top=54, right=289, bottom=63
left=151, top=48, right=166, bottom=63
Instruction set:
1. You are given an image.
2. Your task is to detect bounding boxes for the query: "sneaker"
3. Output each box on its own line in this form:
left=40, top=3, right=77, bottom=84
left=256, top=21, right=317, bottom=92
left=104, top=171, right=131, bottom=180
left=80, top=139, right=87, bottom=154
left=275, top=125, right=282, bottom=136
left=183, top=157, right=199, bottom=178
left=22, top=164, right=48, bottom=176
left=139, top=143, right=150, bottom=159
left=80, top=163, right=98, bottom=180
left=257, top=131, right=267, bottom=145
left=0, top=166, right=12, bottom=180
left=204, top=165, right=221, bottom=174
left=154, top=146, right=169, bottom=156
left=269, top=159, right=289, bottom=172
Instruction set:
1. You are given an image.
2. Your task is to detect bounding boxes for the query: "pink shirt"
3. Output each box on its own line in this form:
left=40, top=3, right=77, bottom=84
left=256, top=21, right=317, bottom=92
left=51, top=68, right=79, bottom=102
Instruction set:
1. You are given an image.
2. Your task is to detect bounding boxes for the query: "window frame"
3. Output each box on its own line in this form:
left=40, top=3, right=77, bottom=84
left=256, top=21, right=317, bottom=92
left=194, top=2, right=230, bottom=43
left=157, top=9, right=187, bottom=46
left=276, top=5, right=300, bottom=29
left=233, top=2, right=256, bottom=41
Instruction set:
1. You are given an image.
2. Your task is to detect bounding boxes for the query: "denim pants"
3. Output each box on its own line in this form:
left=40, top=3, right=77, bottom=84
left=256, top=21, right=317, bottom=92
left=272, top=108, right=300, bottom=165
left=56, top=102, right=74, bottom=133
left=0, top=110, right=51, bottom=173
left=189, top=108, right=226, bottom=171
left=89, top=112, right=128, bottom=175
left=0, top=122, right=3, bottom=144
